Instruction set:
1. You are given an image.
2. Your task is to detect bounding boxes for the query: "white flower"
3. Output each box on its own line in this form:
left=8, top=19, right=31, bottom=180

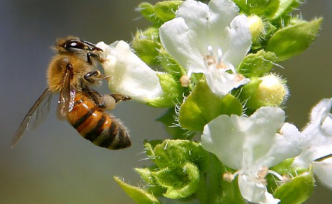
left=96, top=41, right=164, bottom=103
left=292, top=98, right=332, bottom=188
left=201, top=107, right=303, bottom=204
left=159, top=0, right=251, bottom=96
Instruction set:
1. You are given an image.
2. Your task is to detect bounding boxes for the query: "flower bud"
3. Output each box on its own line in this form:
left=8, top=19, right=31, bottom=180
left=241, top=74, right=289, bottom=110
left=247, top=15, right=264, bottom=44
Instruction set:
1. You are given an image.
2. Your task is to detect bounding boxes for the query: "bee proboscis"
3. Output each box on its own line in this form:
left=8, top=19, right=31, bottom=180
left=11, top=36, right=131, bottom=150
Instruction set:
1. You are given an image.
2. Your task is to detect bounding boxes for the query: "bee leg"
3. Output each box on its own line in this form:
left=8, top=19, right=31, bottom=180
left=84, top=70, right=103, bottom=84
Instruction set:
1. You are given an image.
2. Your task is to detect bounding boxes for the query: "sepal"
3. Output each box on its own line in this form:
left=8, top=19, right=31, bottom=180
left=179, top=80, right=243, bottom=131
left=238, top=50, right=277, bottom=78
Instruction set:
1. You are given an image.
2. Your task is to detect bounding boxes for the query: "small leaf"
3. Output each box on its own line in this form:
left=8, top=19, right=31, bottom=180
left=273, top=169, right=314, bottom=204
left=267, top=18, right=323, bottom=61
left=272, top=0, right=303, bottom=20
left=232, top=0, right=280, bottom=19
left=144, top=140, right=163, bottom=160
left=114, top=176, right=161, bottom=204
left=157, top=108, right=195, bottom=139
left=179, top=80, right=243, bottom=131
left=137, top=3, right=162, bottom=25
left=154, top=1, right=183, bottom=22
left=132, top=27, right=161, bottom=65
left=238, top=50, right=277, bottom=77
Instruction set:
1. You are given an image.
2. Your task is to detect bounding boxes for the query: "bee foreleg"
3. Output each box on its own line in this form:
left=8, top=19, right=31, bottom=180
left=84, top=70, right=103, bottom=84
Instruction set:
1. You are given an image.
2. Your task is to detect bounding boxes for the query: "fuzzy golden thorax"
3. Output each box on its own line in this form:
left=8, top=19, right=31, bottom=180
left=47, top=54, right=95, bottom=93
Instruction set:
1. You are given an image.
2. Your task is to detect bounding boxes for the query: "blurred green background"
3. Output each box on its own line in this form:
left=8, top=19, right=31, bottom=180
left=0, top=0, right=331, bottom=203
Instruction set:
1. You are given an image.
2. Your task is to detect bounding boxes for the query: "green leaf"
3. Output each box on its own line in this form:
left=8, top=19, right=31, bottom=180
left=154, top=1, right=183, bottom=22
left=132, top=27, right=161, bottom=65
left=157, top=108, right=195, bottom=139
left=272, top=0, right=303, bottom=20
left=179, top=80, right=243, bottom=131
left=137, top=2, right=162, bottom=25
left=146, top=73, right=185, bottom=108
left=238, top=50, right=277, bottom=77
left=114, top=176, right=161, bottom=204
left=267, top=18, right=323, bottom=61
left=273, top=169, right=314, bottom=204
left=232, top=0, right=280, bottom=19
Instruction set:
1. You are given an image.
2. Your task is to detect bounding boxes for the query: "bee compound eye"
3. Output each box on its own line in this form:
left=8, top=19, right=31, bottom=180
left=64, top=40, right=85, bottom=50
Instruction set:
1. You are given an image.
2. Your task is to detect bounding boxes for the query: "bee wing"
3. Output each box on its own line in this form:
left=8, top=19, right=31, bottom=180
left=57, top=67, right=75, bottom=120
left=11, top=89, right=53, bottom=148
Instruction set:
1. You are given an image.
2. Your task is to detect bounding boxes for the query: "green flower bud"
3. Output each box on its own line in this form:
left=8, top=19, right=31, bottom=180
left=135, top=167, right=166, bottom=196
left=267, top=17, right=323, bottom=61
left=241, top=74, right=289, bottom=111
left=139, top=140, right=209, bottom=199
left=247, top=15, right=264, bottom=44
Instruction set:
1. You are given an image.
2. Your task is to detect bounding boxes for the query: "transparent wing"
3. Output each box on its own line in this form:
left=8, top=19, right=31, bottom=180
left=30, top=90, right=53, bottom=129
left=57, top=66, right=75, bottom=120
left=11, top=89, right=53, bottom=148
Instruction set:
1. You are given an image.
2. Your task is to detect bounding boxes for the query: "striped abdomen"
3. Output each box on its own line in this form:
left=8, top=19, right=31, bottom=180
left=66, top=92, right=131, bottom=150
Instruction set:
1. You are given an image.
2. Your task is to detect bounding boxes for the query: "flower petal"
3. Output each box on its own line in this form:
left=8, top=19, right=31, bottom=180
left=223, top=15, right=252, bottom=67
left=238, top=173, right=280, bottom=204
left=202, top=107, right=287, bottom=170
left=293, top=98, right=332, bottom=168
left=96, top=41, right=164, bottom=102
left=313, top=157, right=332, bottom=188
left=159, top=18, right=206, bottom=73
left=159, top=0, right=251, bottom=74
left=205, top=67, right=250, bottom=96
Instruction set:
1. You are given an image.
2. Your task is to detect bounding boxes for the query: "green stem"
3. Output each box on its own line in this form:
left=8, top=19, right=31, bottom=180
left=195, top=173, right=207, bottom=204
left=206, top=153, right=223, bottom=204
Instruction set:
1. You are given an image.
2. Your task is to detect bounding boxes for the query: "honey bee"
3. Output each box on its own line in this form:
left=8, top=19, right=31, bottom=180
left=11, top=36, right=131, bottom=150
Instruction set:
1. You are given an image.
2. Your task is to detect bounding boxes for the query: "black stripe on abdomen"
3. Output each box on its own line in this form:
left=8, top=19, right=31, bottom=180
left=99, top=120, right=117, bottom=148
left=84, top=114, right=106, bottom=142
left=73, top=108, right=95, bottom=128
left=112, top=128, right=130, bottom=149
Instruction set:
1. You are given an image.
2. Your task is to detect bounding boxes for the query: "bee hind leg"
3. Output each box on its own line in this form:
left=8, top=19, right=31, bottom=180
left=85, top=87, right=130, bottom=110
left=110, top=94, right=131, bottom=103
left=96, top=94, right=130, bottom=110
